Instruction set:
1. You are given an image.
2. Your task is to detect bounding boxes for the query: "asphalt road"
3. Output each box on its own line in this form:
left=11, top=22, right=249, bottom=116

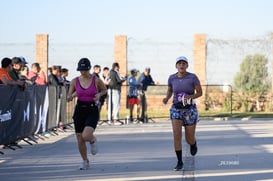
left=1, top=118, right=273, bottom=181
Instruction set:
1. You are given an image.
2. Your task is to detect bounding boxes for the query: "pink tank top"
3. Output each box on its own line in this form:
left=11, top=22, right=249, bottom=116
left=76, top=75, right=98, bottom=102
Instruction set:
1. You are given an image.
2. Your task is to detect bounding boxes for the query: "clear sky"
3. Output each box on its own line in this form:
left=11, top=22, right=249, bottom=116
left=1, top=0, right=273, bottom=84
left=1, top=0, right=272, bottom=43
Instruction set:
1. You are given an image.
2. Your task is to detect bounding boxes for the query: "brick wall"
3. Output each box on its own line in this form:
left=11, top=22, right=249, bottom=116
left=35, top=34, right=210, bottom=112
left=271, top=33, right=273, bottom=93
left=36, top=34, right=49, bottom=80
left=193, top=34, right=206, bottom=85
left=114, top=35, right=128, bottom=108
left=193, top=34, right=207, bottom=109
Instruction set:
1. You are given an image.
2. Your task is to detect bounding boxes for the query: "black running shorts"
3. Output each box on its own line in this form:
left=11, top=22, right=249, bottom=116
left=73, top=101, right=99, bottom=133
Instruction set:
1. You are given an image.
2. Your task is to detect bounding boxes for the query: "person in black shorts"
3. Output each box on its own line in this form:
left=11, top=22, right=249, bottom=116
left=67, top=58, right=107, bottom=170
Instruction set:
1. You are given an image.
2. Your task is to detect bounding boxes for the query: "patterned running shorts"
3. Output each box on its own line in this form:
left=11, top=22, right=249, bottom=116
left=170, top=104, right=199, bottom=126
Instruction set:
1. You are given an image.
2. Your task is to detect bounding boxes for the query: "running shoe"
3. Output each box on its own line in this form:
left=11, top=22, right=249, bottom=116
left=173, top=161, right=183, bottom=171
left=90, top=140, right=98, bottom=155
left=79, top=160, right=89, bottom=170
left=190, top=141, right=198, bottom=156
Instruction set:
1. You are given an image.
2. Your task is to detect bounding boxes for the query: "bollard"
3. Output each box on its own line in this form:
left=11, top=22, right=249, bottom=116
left=125, top=115, right=130, bottom=124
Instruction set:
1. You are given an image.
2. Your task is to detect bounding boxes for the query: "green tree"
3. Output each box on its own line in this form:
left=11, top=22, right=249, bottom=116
left=233, top=54, right=269, bottom=111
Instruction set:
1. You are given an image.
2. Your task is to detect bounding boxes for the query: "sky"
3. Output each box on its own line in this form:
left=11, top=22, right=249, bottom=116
left=0, top=0, right=273, bottom=84
left=1, top=0, right=273, bottom=43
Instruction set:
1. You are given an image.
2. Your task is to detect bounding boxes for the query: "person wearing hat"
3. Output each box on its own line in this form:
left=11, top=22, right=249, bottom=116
left=67, top=58, right=107, bottom=170
left=127, top=68, right=141, bottom=123
left=162, top=56, right=202, bottom=171
left=18, top=57, right=29, bottom=81
left=19, top=56, right=28, bottom=65
left=9, top=57, right=24, bottom=81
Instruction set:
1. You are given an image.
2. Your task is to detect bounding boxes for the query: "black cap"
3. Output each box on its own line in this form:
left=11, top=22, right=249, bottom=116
left=131, top=68, right=138, bottom=74
left=77, top=58, right=91, bottom=71
left=12, top=57, right=22, bottom=64
left=19, top=56, right=28, bottom=64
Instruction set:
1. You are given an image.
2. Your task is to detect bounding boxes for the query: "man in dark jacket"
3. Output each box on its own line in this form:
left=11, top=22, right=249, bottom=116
left=137, top=67, right=158, bottom=123
left=137, top=67, right=155, bottom=91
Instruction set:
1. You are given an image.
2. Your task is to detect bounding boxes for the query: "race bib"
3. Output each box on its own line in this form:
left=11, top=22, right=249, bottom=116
left=174, top=92, right=193, bottom=109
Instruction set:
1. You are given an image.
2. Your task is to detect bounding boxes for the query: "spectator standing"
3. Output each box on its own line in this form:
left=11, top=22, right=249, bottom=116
left=137, top=67, right=157, bottom=91
left=28, top=63, right=47, bottom=85
left=127, top=68, right=141, bottom=123
left=48, top=65, right=63, bottom=86
left=19, top=65, right=28, bottom=79
left=162, top=56, right=202, bottom=171
left=0, top=57, right=25, bottom=86
left=93, top=65, right=108, bottom=111
left=48, top=65, right=65, bottom=131
left=108, top=62, right=127, bottom=125
left=67, top=58, right=107, bottom=170
left=137, top=67, right=159, bottom=123
left=19, top=65, right=33, bottom=85
left=9, top=57, right=25, bottom=81
left=101, top=67, right=110, bottom=89
left=60, top=68, right=70, bottom=86
left=93, top=65, right=101, bottom=78
left=98, top=66, right=110, bottom=120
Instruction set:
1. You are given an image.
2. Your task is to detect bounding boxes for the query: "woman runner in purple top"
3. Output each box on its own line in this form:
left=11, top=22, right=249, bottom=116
left=67, top=58, right=107, bottom=170
left=163, top=56, right=202, bottom=171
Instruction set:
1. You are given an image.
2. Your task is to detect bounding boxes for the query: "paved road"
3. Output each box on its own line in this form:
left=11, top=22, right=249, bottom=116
left=1, top=119, right=273, bottom=181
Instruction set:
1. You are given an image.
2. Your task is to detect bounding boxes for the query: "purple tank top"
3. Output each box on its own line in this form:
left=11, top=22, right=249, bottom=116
left=76, top=75, right=98, bottom=102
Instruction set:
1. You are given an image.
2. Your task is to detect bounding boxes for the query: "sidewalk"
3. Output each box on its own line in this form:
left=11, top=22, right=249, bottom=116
left=0, top=119, right=273, bottom=181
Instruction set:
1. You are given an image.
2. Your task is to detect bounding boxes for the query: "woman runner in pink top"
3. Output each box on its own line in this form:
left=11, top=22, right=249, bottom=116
left=67, top=58, right=107, bottom=170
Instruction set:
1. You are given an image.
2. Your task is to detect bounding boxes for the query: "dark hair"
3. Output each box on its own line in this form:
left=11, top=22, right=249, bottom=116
left=112, top=62, right=119, bottom=69
left=51, top=65, right=61, bottom=72
left=94, top=65, right=101, bottom=69
left=1, top=57, right=12, bottom=68
left=61, top=68, right=68, bottom=73
left=103, top=67, right=109, bottom=71
left=48, top=67, right=52, bottom=73
left=32, top=63, right=41, bottom=71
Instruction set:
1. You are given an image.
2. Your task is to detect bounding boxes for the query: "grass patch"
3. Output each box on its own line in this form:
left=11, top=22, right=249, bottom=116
left=199, top=110, right=273, bottom=118
left=99, top=109, right=273, bottom=120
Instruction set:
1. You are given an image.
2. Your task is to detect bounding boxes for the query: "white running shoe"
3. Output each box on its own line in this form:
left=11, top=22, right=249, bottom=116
left=90, top=140, right=98, bottom=155
left=79, top=160, right=89, bottom=170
